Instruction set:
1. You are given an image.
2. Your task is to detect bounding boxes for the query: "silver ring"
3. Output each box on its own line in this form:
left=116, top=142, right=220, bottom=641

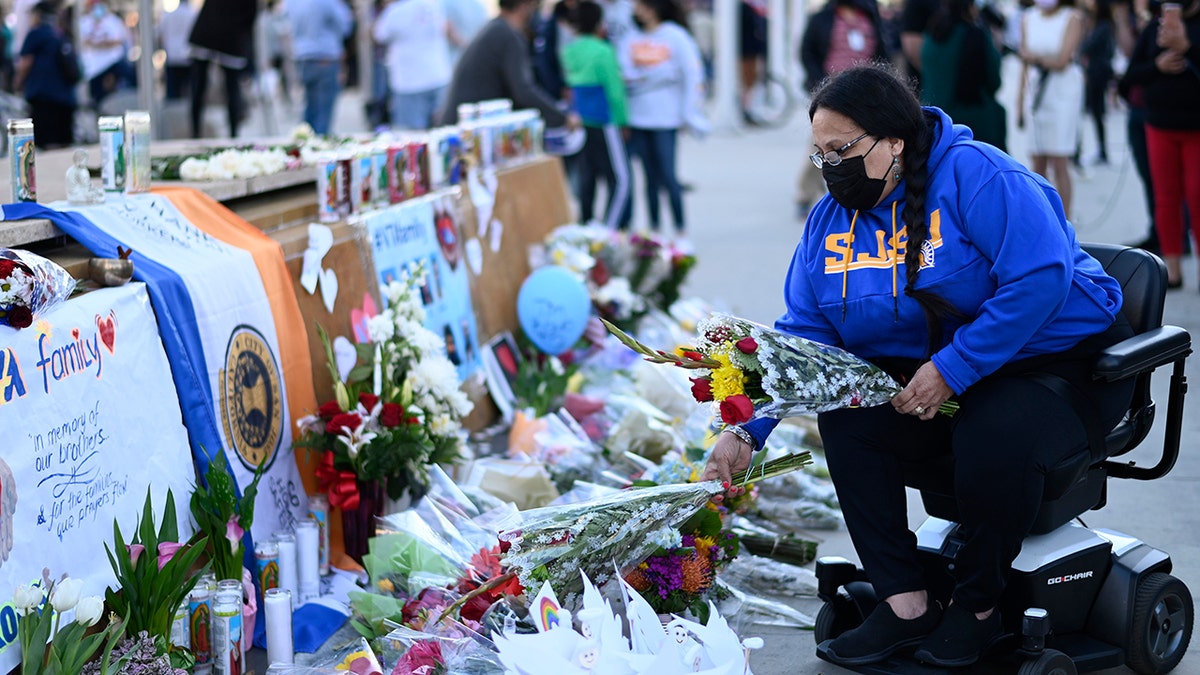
left=914, top=406, right=925, bottom=415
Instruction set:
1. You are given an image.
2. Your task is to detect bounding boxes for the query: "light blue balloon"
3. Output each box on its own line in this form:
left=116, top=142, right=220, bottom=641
left=517, top=266, right=591, bottom=355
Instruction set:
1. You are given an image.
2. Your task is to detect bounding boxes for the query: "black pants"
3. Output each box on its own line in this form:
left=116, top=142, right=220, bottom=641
left=164, top=64, right=191, bottom=101
left=190, top=59, right=244, bottom=138
left=1084, top=72, right=1111, bottom=160
left=577, top=125, right=631, bottom=229
left=820, top=344, right=1133, bottom=613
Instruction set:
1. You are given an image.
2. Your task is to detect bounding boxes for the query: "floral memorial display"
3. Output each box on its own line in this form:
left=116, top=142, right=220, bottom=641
left=1, top=103, right=850, bottom=675
left=297, top=265, right=473, bottom=561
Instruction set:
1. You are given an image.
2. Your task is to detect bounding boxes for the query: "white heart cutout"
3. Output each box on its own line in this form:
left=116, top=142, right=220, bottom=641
left=319, top=267, right=339, bottom=314
left=332, top=336, right=356, bottom=382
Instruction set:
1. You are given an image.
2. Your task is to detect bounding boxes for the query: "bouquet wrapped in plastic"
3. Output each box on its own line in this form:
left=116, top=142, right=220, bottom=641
left=0, top=248, right=76, bottom=329
left=497, top=452, right=809, bottom=606
left=604, top=314, right=955, bottom=426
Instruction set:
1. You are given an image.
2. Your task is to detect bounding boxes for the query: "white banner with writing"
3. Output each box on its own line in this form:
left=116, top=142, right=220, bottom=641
left=60, top=196, right=309, bottom=544
left=0, top=284, right=196, bottom=673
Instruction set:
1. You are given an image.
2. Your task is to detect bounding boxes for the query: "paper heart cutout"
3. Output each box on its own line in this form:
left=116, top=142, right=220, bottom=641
left=465, top=238, right=484, bottom=276
left=332, top=336, right=357, bottom=382
left=96, top=311, right=116, bottom=354
left=319, top=268, right=339, bottom=315
left=350, top=293, right=378, bottom=344
left=71, top=328, right=80, bottom=341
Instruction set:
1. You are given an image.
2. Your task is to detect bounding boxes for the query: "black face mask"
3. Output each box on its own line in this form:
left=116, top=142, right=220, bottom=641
left=821, top=140, right=888, bottom=211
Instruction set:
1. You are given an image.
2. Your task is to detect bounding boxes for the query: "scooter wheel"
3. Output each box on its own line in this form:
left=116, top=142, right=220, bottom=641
left=1128, top=572, right=1193, bottom=674
left=1017, top=649, right=1076, bottom=675
left=814, top=602, right=855, bottom=643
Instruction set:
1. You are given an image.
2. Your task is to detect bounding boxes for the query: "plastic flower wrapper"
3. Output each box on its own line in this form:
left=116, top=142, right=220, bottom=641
left=378, top=625, right=504, bottom=675
left=604, top=314, right=957, bottom=428
left=496, top=482, right=723, bottom=607
left=713, top=578, right=815, bottom=630
left=311, top=637, right=387, bottom=675
left=720, top=553, right=819, bottom=600
left=508, top=411, right=605, bottom=493
left=350, top=527, right=469, bottom=638
left=600, top=394, right=686, bottom=464
left=0, top=248, right=76, bottom=329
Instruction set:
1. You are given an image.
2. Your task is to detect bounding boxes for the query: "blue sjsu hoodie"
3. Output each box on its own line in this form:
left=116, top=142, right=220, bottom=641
left=743, top=107, right=1122, bottom=446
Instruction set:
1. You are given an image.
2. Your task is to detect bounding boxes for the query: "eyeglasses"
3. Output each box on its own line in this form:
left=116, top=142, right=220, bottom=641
left=810, top=132, right=873, bottom=169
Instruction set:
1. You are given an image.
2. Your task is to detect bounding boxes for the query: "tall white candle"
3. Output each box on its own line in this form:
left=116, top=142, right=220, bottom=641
left=274, top=531, right=299, bottom=611
left=296, top=521, right=320, bottom=603
left=264, top=589, right=294, bottom=666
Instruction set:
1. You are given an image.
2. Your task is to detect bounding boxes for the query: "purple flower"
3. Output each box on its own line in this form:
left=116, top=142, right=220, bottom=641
left=225, top=517, right=244, bottom=553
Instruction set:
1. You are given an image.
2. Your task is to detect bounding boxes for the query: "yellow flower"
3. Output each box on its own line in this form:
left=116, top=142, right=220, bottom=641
left=710, top=353, right=746, bottom=400
left=377, top=578, right=395, bottom=593
left=694, top=535, right=717, bottom=560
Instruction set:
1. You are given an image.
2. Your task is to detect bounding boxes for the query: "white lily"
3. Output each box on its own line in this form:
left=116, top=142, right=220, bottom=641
left=336, top=419, right=378, bottom=459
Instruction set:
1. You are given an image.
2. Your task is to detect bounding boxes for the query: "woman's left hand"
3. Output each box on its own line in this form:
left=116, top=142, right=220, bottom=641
left=892, top=361, right=954, bottom=421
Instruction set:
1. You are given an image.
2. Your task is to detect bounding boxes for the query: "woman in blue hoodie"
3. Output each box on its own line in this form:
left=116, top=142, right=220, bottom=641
left=704, top=64, right=1134, bottom=668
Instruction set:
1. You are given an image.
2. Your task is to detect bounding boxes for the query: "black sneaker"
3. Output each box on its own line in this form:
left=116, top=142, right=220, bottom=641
left=913, top=603, right=1004, bottom=667
left=817, top=601, right=942, bottom=666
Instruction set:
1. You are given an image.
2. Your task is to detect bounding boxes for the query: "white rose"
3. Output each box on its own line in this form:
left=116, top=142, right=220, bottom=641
left=178, top=158, right=210, bottom=181
left=49, top=577, right=83, bottom=612
left=74, top=596, right=104, bottom=627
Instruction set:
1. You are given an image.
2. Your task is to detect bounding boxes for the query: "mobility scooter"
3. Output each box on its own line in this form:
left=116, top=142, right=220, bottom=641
left=813, top=244, right=1194, bottom=675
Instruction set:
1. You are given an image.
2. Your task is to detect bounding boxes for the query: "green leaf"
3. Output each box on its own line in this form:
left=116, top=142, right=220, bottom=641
left=348, top=364, right=375, bottom=382
left=160, top=489, right=179, bottom=543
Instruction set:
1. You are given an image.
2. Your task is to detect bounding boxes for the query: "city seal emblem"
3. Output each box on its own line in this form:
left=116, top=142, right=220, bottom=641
left=220, top=325, right=284, bottom=471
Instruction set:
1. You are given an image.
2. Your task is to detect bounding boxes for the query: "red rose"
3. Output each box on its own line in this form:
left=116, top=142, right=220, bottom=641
left=358, top=392, right=380, bottom=410
left=460, top=592, right=495, bottom=622
left=318, top=400, right=342, bottom=419
left=690, top=377, right=714, bottom=402
left=736, top=337, right=758, bottom=354
left=380, top=402, right=404, bottom=428
left=719, top=394, right=755, bottom=425
left=406, top=415, right=421, bottom=425
left=7, top=306, right=32, bottom=329
left=325, top=412, right=362, bottom=435
left=497, top=538, right=512, bottom=554
left=0, top=259, right=15, bottom=278
left=590, top=259, right=611, bottom=287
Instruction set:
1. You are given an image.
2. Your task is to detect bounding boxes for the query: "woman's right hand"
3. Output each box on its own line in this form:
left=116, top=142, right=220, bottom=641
left=702, top=432, right=754, bottom=502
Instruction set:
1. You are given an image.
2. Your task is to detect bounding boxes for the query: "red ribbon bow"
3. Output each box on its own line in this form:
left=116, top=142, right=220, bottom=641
left=316, top=452, right=361, bottom=511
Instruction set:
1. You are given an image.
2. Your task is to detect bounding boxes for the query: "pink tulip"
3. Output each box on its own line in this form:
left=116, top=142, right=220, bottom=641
left=127, top=544, right=146, bottom=567
left=225, top=517, right=244, bottom=553
left=157, top=542, right=183, bottom=571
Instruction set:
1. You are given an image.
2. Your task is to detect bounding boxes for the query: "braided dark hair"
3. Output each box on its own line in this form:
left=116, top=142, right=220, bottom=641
left=808, top=63, right=961, bottom=356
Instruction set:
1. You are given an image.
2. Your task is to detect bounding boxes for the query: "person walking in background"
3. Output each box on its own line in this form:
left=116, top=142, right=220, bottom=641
left=564, top=0, right=631, bottom=228
left=621, top=0, right=706, bottom=246
left=1080, top=0, right=1117, bottom=164
left=439, top=0, right=575, bottom=127
left=921, top=0, right=1007, bottom=150
left=1121, top=0, right=1200, bottom=288
left=900, top=0, right=939, bottom=80
left=601, top=0, right=638, bottom=46
left=532, top=0, right=577, bottom=105
left=287, top=0, right=354, bottom=136
left=1117, top=0, right=1163, bottom=251
left=15, top=1, right=76, bottom=148
left=795, top=0, right=889, bottom=218
left=1017, top=0, right=1084, bottom=216
left=188, top=0, right=257, bottom=138
left=739, top=0, right=767, bottom=122
left=158, top=0, right=195, bottom=101
left=374, top=0, right=458, bottom=130
left=79, top=0, right=131, bottom=110
left=262, top=0, right=293, bottom=105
